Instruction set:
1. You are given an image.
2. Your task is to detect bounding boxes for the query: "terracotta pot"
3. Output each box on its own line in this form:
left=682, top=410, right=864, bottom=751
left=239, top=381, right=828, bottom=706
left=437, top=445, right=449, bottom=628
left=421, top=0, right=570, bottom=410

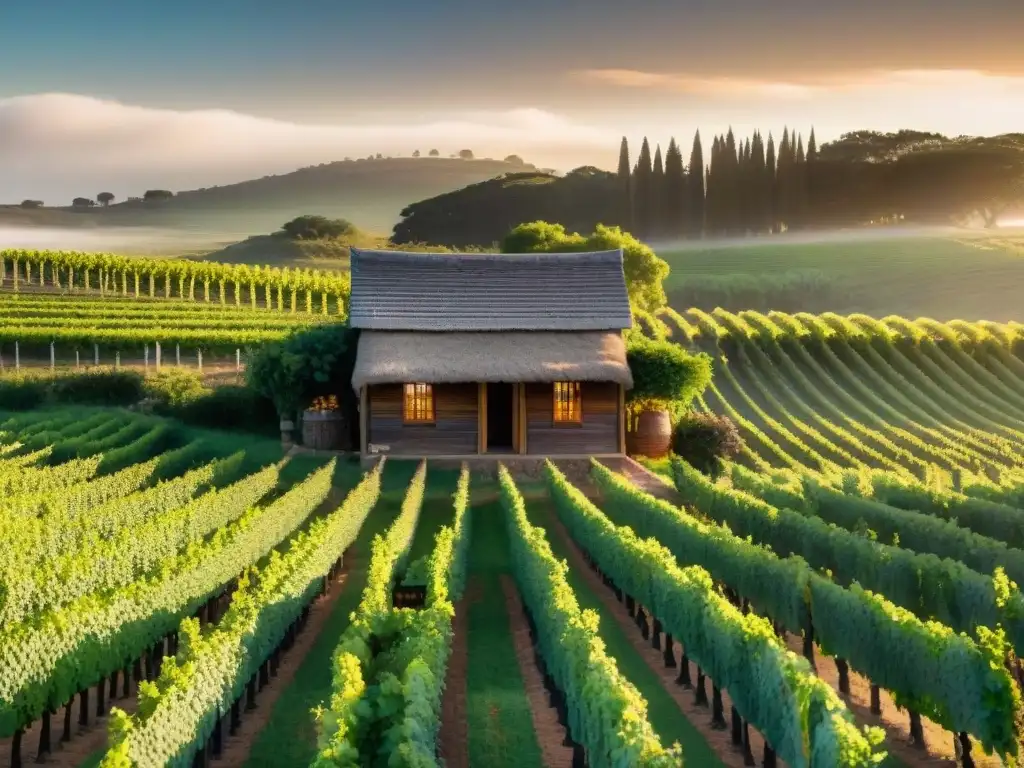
left=627, top=409, right=672, bottom=458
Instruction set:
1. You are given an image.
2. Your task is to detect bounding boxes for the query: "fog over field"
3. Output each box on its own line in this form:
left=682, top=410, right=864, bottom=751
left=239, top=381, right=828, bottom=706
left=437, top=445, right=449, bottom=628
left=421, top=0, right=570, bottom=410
left=0, top=225, right=238, bottom=255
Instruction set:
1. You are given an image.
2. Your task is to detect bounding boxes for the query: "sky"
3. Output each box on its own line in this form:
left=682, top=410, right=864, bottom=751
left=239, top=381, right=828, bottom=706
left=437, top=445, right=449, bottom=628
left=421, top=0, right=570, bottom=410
left=1, top=0, right=1023, bottom=202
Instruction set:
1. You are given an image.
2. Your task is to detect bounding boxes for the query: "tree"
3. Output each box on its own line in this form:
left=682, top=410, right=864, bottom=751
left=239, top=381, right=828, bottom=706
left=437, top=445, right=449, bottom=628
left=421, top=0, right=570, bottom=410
left=664, top=138, right=687, bottom=238
left=458, top=149, right=474, bottom=160
left=617, top=137, right=633, bottom=231
left=688, top=131, right=705, bottom=236
left=280, top=215, right=355, bottom=240
left=412, top=150, right=421, bottom=157
left=765, top=133, right=777, bottom=231
left=428, top=149, right=440, bottom=157
left=504, top=154, right=525, bottom=165
left=633, top=138, right=653, bottom=239
left=501, top=221, right=670, bottom=311
left=19, top=200, right=43, bottom=209
left=246, top=324, right=359, bottom=436
left=624, top=334, right=713, bottom=421
left=651, top=144, right=665, bottom=238
left=143, top=189, right=173, bottom=202
left=71, top=197, right=95, bottom=208
left=97, top=192, right=115, bottom=207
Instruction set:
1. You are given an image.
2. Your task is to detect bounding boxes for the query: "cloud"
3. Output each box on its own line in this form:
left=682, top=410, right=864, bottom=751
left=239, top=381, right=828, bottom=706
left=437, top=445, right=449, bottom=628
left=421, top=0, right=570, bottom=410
left=572, top=67, right=1024, bottom=101
left=0, top=94, right=617, bottom=201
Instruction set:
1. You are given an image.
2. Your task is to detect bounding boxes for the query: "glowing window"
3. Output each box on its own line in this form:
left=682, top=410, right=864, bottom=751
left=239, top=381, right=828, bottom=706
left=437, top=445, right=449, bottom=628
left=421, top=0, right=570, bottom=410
left=403, top=383, right=435, bottom=423
left=553, top=382, right=581, bottom=424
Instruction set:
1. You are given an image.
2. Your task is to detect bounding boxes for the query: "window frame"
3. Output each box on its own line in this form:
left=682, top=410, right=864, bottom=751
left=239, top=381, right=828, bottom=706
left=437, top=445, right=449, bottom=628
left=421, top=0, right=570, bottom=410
left=552, top=381, right=583, bottom=426
left=402, top=382, right=436, bottom=425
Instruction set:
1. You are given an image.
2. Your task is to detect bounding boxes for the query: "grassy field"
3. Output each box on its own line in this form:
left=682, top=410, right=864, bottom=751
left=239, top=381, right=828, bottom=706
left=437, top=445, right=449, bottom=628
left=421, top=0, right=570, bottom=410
left=659, top=229, right=1024, bottom=320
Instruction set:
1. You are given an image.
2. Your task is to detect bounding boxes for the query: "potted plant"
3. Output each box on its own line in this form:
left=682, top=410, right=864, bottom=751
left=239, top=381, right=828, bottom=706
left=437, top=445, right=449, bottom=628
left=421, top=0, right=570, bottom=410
left=625, top=334, right=712, bottom=458
left=302, top=394, right=345, bottom=450
left=245, top=325, right=358, bottom=448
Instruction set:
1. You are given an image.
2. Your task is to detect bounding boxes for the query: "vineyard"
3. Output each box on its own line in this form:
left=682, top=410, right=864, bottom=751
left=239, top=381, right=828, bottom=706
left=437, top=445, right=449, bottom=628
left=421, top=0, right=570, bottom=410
left=2, top=246, right=1024, bottom=766
left=0, top=250, right=340, bottom=362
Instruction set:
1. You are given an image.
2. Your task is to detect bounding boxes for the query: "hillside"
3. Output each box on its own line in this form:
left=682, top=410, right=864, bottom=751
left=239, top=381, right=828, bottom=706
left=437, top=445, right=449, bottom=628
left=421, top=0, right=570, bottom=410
left=0, top=156, right=534, bottom=237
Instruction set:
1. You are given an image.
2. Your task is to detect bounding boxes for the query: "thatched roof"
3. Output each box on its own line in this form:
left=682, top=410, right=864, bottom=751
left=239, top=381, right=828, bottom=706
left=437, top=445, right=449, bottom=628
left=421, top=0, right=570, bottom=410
left=352, top=330, right=632, bottom=391
left=348, top=248, right=632, bottom=331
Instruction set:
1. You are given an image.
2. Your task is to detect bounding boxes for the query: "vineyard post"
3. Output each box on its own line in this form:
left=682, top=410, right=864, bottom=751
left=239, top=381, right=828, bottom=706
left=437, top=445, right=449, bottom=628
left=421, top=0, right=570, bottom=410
left=50, top=341, right=54, bottom=371
left=115, top=351, right=120, bottom=370
left=236, top=348, right=241, bottom=373
left=94, top=344, right=99, bottom=366
left=176, top=344, right=181, bottom=367
left=197, top=349, right=203, bottom=373
left=15, top=341, right=19, bottom=371
left=144, top=344, right=149, bottom=373
left=75, top=349, right=80, bottom=370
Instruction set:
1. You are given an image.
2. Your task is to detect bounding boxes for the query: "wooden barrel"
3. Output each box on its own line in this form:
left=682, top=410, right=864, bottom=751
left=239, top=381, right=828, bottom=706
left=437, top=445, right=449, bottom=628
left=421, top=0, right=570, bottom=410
left=627, top=409, right=672, bottom=458
left=302, top=410, right=345, bottom=450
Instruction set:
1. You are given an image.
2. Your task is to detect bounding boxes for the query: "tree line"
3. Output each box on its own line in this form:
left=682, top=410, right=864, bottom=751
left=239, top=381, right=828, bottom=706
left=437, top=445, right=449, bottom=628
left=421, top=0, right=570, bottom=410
left=393, top=130, right=1024, bottom=247
left=620, top=129, right=1024, bottom=239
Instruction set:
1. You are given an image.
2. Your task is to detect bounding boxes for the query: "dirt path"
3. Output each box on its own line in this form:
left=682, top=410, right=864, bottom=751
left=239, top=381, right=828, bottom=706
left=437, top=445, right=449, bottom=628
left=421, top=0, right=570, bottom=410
left=214, top=565, right=352, bottom=767
left=438, top=584, right=476, bottom=768
left=543, top=510, right=779, bottom=768
left=500, top=575, right=574, bottom=768
left=780, top=633, right=993, bottom=768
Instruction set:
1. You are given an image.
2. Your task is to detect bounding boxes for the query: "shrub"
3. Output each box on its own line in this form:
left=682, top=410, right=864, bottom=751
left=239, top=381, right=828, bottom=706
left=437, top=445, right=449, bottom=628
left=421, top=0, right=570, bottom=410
left=625, top=335, right=712, bottom=420
left=47, top=369, right=145, bottom=406
left=0, top=375, right=48, bottom=410
left=280, top=215, right=356, bottom=241
left=166, top=385, right=278, bottom=435
left=246, top=324, right=358, bottom=422
left=671, top=412, right=742, bottom=475
left=144, top=369, right=209, bottom=409
left=501, top=221, right=670, bottom=311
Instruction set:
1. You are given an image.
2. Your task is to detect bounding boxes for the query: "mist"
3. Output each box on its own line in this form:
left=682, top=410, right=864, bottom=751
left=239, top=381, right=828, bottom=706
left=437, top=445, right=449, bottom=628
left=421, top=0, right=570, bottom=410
left=0, top=226, right=235, bottom=256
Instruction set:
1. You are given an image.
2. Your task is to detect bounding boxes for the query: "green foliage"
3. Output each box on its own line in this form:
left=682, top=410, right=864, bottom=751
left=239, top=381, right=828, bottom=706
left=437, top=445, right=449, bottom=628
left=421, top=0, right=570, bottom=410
left=497, top=464, right=683, bottom=767
left=0, top=374, right=48, bottom=409
left=280, top=215, right=357, bottom=240
left=245, top=323, right=357, bottom=420
left=0, top=456, right=338, bottom=739
left=163, top=385, right=278, bottom=435
left=143, top=369, right=208, bottom=408
left=99, top=459, right=379, bottom=767
left=551, top=461, right=885, bottom=767
left=625, top=334, right=712, bottom=414
left=597, top=459, right=1022, bottom=759
left=501, top=221, right=670, bottom=311
left=0, top=368, right=145, bottom=410
left=671, top=412, right=742, bottom=475
left=316, top=460, right=464, bottom=767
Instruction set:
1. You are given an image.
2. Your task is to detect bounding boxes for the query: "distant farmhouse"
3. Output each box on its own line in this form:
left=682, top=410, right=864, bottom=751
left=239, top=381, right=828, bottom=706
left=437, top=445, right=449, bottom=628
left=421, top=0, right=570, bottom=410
left=349, top=248, right=634, bottom=458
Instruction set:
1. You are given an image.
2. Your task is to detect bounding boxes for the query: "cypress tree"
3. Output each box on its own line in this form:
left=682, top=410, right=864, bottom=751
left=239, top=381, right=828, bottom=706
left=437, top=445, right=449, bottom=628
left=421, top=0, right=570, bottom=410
left=777, top=127, right=793, bottom=231
left=751, top=132, right=770, bottom=234
left=652, top=144, right=665, bottom=238
left=633, top=137, right=654, bottom=239
left=724, top=128, right=739, bottom=234
left=739, top=137, right=753, bottom=233
left=688, top=130, right=705, bottom=237
left=705, top=136, right=721, bottom=234
left=794, top=134, right=807, bottom=229
left=766, top=133, right=778, bottom=232
left=806, top=128, right=818, bottom=222
left=664, top=138, right=687, bottom=238
left=617, top=137, right=633, bottom=230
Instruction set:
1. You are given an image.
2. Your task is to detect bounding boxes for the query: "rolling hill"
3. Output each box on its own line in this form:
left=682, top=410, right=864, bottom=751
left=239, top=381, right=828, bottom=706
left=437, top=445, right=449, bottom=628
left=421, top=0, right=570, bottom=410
left=0, top=156, right=535, bottom=238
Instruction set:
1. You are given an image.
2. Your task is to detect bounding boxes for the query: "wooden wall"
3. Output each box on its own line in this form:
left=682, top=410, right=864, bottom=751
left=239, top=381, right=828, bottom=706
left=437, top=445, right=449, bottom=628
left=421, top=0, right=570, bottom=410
left=367, top=383, right=478, bottom=455
left=524, top=381, right=619, bottom=454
